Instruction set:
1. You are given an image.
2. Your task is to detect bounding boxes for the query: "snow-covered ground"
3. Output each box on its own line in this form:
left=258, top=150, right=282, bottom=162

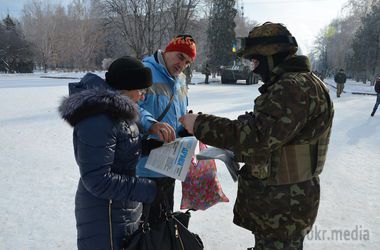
left=0, top=72, right=379, bottom=250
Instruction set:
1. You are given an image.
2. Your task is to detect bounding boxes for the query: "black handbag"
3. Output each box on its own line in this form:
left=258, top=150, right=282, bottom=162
left=121, top=205, right=204, bottom=250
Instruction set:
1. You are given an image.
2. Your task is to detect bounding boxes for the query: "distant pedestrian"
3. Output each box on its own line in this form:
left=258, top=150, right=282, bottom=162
left=371, top=77, right=380, bottom=116
left=203, top=63, right=211, bottom=84
left=183, top=64, right=193, bottom=87
left=334, top=69, right=346, bottom=97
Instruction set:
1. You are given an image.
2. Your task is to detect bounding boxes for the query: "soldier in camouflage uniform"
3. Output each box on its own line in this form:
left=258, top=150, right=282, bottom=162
left=183, top=63, right=193, bottom=87
left=334, top=69, right=346, bottom=97
left=180, top=22, right=334, bottom=249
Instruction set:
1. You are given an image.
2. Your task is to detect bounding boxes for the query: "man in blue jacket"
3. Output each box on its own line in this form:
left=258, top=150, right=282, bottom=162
left=137, top=34, right=197, bottom=222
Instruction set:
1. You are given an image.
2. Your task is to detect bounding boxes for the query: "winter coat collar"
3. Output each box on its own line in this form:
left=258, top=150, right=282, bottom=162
left=59, top=89, right=139, bottom=127
left=259, top=55, right=311, bottom=94
left=69, top=73, right=112, bottom=95
left=145, top=51, right=177, bottom=82
left=156, top=50, right=166, bottom=67
left=271, top=55, right=311, bottom=77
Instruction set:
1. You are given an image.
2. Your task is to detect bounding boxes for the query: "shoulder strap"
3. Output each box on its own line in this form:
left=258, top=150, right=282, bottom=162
left=142, top=203, right=151, bottom=221
left=141, top=93, right=174, bottom=140
left=156, top=93, right=175, bottom=122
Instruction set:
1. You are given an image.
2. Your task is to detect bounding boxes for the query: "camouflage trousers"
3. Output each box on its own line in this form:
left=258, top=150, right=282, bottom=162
left=336, top=83, right=344, bottom=97
left=249, top=236, right=304, bottom=250
left=233, top=166, right=320, bottom=250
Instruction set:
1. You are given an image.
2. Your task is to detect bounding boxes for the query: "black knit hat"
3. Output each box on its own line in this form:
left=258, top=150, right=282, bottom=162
left=105, top=56, right=152, bottom=90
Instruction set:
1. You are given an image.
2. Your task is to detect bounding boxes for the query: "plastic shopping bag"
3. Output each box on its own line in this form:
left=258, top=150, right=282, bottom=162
left=180, top=142, right=229, bottom=210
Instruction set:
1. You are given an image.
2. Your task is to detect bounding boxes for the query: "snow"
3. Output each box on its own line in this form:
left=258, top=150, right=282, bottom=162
left=0, top=72, right=379, bottom=250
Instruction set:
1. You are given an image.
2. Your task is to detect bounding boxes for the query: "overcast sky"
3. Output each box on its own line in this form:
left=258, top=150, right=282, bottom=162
left=1, top=0, right=349, bottom=54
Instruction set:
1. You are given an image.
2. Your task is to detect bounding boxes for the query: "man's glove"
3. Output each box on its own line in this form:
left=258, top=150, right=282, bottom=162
left=141, top=138, right=164, bottom=156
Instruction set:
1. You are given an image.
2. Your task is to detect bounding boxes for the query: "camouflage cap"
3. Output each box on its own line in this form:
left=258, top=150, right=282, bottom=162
left=238, top=22, right=298, bottom=58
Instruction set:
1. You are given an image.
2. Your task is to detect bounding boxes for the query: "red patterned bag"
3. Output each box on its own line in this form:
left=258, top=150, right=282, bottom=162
left=180, top=142, right=229, bottom=210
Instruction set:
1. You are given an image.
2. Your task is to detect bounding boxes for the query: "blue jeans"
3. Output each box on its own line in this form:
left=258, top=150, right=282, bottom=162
left=372, top=93, right=380, bottom=115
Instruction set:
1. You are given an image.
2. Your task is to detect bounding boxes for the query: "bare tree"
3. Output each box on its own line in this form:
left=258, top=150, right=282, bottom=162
left=234, top=6, right=257, bottom=38
left=22, top=0, right=59, bottom=72
left=67, top=0, right=105, bottom=70
left=100, top=0, right=203, bottom=58
left=17, top=0, right=222, bottom=71
left=21, top=0, right=105, bottom=71
left=100, top=0, right=170, bottom=58
left=351, top=2, right=380, bottom=83
left=310, top=0, right=380, bottom=80
left=343, top=0, right=380, bottom=17
left=311, top=27, right=329, bottom=78
left=169, top=0, right=201, bottom=37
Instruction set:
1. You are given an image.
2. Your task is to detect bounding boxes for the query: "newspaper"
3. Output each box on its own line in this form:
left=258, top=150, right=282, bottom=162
left=196, top=147, right=239, bottom=182
left=145, top=136, right=197, bottom=181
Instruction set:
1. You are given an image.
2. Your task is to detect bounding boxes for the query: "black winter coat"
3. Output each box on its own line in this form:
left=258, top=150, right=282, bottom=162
left=59, top=74, right=156, bottom=250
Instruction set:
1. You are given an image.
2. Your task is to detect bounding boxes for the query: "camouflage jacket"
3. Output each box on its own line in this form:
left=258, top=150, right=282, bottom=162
left=334, top=72, right=346, bottom=84
left=194, top=55, right=334, bottom=185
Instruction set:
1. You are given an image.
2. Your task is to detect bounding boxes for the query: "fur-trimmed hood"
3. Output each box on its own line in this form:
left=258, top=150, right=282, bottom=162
left=59, top=89, right=139, bottom=127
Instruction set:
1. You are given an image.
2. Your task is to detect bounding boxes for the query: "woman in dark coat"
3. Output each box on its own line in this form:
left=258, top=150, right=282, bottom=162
left=59, top=56, right=157, bottom=250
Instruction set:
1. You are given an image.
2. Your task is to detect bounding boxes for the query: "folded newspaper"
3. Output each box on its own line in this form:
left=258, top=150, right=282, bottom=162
left=145, top=137, right=197, bottom=181
left=196, top=147, right=239, bottom=182
left=145, top=137, right=239, bottom=182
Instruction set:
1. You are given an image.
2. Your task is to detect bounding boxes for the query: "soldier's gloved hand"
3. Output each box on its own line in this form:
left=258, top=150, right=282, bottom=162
left=237, top=111, right=254, bottom=122
left=179, top=114, right=198, bottom=135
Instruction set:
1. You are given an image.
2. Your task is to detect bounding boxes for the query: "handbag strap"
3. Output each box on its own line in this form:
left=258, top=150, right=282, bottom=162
left=142, top=203, right=151, bottom=223
left=141, top=178, right=177, bottom=225
left=140, top=203, right=172, bottom=228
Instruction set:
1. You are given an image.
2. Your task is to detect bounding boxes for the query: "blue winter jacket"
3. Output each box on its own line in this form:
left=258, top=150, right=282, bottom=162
left=137, top=51, right=188, bottom=177
left=59, top=73, right=156, bottom=250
